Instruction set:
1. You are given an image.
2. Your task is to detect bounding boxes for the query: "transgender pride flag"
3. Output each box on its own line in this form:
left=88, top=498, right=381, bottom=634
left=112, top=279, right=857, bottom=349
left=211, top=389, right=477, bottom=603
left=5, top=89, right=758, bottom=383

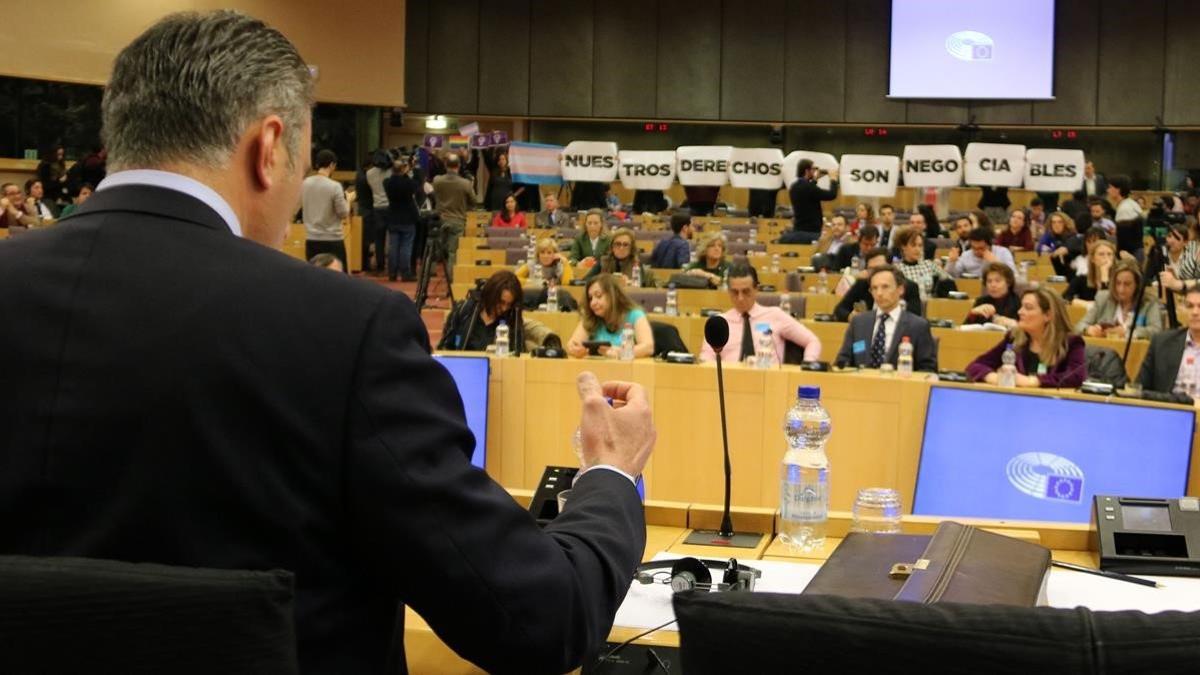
left=509, top=141, right=564, bottom=185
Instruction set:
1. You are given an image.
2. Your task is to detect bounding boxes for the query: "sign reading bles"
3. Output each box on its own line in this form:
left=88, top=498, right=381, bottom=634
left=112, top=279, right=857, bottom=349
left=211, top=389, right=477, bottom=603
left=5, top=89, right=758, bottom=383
left=676, top=146, right=733, bottom=187
left=1023, top=149, right=1085, bottom=192
left=839, top=154, right=901, bottom=197
left=901, top=145, right=963, bottom=188
left=560, top=141, right=618, bottom=182
left=618, top=150, right=676, bottom=190
left=727, top=148, right=785, bottom=189
left=964, top=142, right=1026, bottom=187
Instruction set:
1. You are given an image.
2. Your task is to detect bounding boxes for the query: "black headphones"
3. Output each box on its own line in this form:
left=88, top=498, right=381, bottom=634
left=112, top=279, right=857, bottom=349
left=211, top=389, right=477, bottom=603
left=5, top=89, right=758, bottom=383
left=634, top=557, right=761, bottom=593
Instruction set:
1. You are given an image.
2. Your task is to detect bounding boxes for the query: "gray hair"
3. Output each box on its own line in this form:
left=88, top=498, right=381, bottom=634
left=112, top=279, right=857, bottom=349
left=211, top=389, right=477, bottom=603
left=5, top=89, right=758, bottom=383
left=102, top=11, right=314, bottom=172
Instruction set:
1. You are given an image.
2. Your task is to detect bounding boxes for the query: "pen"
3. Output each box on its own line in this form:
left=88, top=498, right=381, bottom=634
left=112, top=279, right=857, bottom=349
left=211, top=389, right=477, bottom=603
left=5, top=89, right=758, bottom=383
left=1050, top=560, right=1163, bottom=588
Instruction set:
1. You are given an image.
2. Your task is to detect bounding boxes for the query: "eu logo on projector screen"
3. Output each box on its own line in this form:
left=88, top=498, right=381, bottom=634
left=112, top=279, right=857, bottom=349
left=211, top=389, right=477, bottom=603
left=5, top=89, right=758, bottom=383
left=945, top=31, right=993, bottom=62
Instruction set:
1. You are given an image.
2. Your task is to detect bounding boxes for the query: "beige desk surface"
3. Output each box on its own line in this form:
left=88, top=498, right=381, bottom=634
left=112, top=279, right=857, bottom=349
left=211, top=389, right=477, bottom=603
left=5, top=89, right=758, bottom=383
left=403, top=501, right=1103, bottom=673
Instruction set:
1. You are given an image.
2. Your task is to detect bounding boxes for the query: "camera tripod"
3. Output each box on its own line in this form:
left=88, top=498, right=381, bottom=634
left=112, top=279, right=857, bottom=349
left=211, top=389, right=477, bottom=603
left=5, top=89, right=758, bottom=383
left=415, top=219, right=456, bottom=311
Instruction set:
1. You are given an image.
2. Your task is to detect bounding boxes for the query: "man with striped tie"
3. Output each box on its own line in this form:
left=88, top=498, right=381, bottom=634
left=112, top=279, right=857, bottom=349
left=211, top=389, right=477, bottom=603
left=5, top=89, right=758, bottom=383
left=835, top=265, right=938, bottom=371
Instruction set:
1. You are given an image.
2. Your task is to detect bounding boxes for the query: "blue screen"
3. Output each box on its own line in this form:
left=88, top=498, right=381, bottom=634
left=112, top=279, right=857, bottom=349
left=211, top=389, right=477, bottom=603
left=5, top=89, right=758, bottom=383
left=432, top=355, right=490, bottom=469
left=890, top=0, right=1055, bottom=99
left=913, top=387, right=1194, bottom=523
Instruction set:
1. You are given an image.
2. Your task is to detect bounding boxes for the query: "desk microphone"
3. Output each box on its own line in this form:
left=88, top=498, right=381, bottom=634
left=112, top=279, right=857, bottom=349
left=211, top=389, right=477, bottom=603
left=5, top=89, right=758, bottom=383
left=683, top=316, right=761, bottom=548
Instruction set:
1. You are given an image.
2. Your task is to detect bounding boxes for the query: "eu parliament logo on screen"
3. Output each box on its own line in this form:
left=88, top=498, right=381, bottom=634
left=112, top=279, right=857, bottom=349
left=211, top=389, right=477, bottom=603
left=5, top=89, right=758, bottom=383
left=1005, top=452, right=1085, bottom=504
left=945, top=31, right=994, bottom=62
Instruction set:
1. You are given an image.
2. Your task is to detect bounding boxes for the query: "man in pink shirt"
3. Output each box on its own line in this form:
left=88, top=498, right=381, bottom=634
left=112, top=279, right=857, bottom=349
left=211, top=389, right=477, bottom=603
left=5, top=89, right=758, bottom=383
left=699, top=262, right=822, bottom=364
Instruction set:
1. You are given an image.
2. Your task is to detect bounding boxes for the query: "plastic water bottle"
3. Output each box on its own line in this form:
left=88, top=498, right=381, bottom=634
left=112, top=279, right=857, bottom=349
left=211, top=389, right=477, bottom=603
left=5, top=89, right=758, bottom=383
left=532, top=262, right=543, bottom=283
left=771, top=253, right=781, bottom=274
left=755, top=323, right=775, bottom=369
left=851, top=255, right=863, bottom=271
left=781, top=386, right=831, bottom=552
left=721, top=266, right=730, bottom=289
left=631, top=264, right=642, bottom=288
left=1016, top=262, right=1029, bottom=287
left=666, top=284, right=679, bottom=316
left=999, top=344, right=1017, bottom=387
left=619, top=322, right=635, bottom=361
left=897, top=336, right=913, bottom=378
left=547, top=283, right=559, bottom=312
left=749, top=228, right=758, bottom=244
left=1181, top=357, right=1197, bottom=397
left=818, top=269, right=828, bottom=293
left=780, top=293, right=792, bottom=316
left=495, top=320, right=510, bottom=357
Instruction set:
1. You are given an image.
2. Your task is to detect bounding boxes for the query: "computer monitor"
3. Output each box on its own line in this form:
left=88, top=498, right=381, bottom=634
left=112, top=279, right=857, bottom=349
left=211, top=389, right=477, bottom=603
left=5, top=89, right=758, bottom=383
left=913, top=386, right=1194, bottom=523
left=432, top=355, right=489, bottom=469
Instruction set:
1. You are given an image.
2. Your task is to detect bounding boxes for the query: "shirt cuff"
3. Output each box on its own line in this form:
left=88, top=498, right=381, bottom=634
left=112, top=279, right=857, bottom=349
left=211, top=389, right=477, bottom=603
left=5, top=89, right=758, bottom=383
left=577, top=464, right=638, bottom=486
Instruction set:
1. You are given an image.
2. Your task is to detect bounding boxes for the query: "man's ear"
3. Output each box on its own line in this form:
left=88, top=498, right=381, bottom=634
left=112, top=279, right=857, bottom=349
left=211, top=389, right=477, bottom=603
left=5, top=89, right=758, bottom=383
left=251, top=115, right=286, bottom=191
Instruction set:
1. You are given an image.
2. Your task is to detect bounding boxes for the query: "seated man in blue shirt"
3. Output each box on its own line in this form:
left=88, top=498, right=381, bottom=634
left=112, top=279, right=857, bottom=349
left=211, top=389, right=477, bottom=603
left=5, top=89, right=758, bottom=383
left=945, top=226, right=1017, bottom=278
left=649, top=213, right=694, bottom=269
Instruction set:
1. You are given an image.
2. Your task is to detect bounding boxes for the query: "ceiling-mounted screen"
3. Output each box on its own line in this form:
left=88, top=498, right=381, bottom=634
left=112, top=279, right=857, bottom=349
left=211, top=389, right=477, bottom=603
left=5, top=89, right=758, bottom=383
left=889, top=0, right=1055, bottom=100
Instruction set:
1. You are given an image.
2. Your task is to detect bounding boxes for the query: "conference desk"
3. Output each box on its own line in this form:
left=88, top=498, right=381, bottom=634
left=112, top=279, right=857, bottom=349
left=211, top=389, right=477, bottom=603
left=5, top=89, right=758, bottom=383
left=473, top=355, right=1197, bottom=515
left=402, top=499, right=1190, bottom=674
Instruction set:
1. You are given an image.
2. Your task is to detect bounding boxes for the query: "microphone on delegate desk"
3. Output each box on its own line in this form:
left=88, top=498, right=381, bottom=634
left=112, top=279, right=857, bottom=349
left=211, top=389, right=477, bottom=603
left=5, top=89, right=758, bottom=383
left=682, top=316, right=763, bottom=548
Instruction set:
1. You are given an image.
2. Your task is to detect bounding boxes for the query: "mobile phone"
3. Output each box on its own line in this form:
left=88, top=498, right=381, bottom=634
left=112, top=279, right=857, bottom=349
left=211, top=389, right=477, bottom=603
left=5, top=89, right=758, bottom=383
left=582, top=340, right=608, bottom=356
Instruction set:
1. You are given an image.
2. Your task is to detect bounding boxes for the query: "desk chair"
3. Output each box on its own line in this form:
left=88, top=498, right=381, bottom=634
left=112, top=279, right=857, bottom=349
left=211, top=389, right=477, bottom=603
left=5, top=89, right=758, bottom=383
left=0, top=556, right=297, bottom=674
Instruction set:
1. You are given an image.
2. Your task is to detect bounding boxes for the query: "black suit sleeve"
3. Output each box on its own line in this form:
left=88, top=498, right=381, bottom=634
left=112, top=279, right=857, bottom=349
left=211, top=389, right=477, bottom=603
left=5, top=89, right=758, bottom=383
left=834, top=280, right=866, bottom=322
left=915, top=322, right=939, bottom=371
left=1138, top=332, right=1161, bottom=392
left=345, top=292, right=645, bottom=674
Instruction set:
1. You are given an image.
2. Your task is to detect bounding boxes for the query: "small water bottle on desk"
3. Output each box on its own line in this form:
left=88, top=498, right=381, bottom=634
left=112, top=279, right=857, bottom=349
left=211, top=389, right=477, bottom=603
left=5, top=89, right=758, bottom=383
left=665, top=283, right=678, bottom=316
left=780, top=293, right=792, bottom=316
left=755, top=323, right=775, bottom=369
left=546, top=283, right=559, bottom=312
left=999, top=344, right=1017, bottom=387
left=619, top=322, right=635, bottom=361
left=780, top=386, right=831, bottom=552
left=495, top=320, right=510, bottom=357
left=897, top=336, right=913, bottom=378
left=631, top=264, right=642, bottom=288
left=818, top=269, right=828, bottom=293
left=771, top=253, right=781, bottom=274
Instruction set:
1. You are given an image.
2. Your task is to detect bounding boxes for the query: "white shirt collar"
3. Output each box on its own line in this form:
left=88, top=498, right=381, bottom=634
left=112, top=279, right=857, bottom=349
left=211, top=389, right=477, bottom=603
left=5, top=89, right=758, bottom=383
left=97, top=169, right=242, bottom=237
left=877, top=304, right=903, bottom=324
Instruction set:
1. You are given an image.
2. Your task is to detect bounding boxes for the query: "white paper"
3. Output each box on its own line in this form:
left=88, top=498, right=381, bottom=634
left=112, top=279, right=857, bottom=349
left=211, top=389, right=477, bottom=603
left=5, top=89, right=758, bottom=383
left=612, top=553, right=823, bottom=631
left=1045, top=567, right=1200, bottom=613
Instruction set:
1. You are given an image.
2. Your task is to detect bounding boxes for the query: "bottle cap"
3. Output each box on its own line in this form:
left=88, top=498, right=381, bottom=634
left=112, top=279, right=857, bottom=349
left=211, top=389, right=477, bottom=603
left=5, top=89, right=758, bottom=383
left=901, top=336, right=910, bottom=343
left=798, top=385, right=820, bottom=400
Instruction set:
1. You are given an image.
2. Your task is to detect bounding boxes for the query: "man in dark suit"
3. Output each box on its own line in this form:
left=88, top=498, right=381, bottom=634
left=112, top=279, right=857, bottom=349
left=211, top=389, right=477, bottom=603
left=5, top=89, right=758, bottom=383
left=833, top=248, right=923, bottom=321
left=835, top=266, right=938, bottom=371
left=1137, top=286, right=1200, bottom=394
left=0, top=11, right=654, bottom=675
left=833, top=224, right=880, bottom=271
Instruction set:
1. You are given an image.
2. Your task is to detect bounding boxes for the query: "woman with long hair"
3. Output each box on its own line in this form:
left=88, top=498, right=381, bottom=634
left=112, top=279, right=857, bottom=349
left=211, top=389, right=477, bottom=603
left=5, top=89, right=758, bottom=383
left=1075, top=259, right=1163, bottom=339
left=966, top=287, right=1087, bottom=388
left=566, top=273, right=655, bottom=358
left=1064, top=238, right=1116, bottom=303
left=995, top=209, right=1034, bottom=250
left=490, top=193, right=526, bottom=228
left=1037, top=211, right=1082, bottom=278
left=439, top=270, right=556, bottom=352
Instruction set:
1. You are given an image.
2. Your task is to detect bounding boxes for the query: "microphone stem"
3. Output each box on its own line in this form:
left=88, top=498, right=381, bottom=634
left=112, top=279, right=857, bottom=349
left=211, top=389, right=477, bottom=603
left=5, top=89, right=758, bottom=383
left=714, top=354, right=734, bottom=538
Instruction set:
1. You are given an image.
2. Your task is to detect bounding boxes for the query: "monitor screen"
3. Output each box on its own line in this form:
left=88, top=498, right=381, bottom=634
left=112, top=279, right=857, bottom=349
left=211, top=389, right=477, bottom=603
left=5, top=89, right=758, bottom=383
left=433, top=355, right=490, bottom=469
left=913, top=387, right=1193, bottom=523
left=889, top=0, right=1055, bottom=100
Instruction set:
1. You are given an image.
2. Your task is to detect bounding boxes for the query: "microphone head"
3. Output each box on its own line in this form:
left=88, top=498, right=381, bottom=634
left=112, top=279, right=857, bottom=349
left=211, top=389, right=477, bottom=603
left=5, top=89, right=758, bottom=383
left=704, top=315, right=730, bottom=351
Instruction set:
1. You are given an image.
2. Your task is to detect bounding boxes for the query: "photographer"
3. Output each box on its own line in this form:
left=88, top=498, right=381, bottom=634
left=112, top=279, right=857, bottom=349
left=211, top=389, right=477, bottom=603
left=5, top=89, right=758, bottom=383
left=784, top=160, right=839, bottom=244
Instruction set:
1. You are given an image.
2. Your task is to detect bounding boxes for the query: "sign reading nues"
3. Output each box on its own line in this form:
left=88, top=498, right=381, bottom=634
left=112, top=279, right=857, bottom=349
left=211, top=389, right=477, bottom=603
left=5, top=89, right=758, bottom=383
left=560, top=141, right=619, bottom=182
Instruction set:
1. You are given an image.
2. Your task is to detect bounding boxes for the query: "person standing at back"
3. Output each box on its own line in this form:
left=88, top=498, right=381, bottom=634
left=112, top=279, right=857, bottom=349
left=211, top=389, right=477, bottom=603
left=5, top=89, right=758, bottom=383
left=0, top=11, right=655, bottom=674
left=364, top=150, right=391, bottom=275
left=785, top=160, right=839, bottom=244
left=301, top=148, right=350, bottom=272
left=432, top=153, right=479, bottom=282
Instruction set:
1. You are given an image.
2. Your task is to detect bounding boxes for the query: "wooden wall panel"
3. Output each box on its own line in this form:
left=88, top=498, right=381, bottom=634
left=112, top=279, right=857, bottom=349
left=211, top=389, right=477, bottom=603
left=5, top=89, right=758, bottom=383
left=783, top=0, right=846, bottom=122
left=656, top=0, right=721, bottom=120
left=593, top=0, right=658, bottom=118
left=427, top=0, right=480, bottom=114
left=1096, top=0, right=1165, bottom=125
left=529, top=0, right=594, bottom=117
left=720, top=0, right=785, bottom=121
left=477, top=0, right=530, bottom=115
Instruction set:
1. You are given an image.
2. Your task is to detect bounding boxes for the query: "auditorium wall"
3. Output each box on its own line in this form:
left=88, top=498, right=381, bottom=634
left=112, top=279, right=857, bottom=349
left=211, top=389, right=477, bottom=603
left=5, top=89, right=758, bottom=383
left=406, top=0, right=1200, bottom=128
left=9, top=1, right=407, bottom=107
